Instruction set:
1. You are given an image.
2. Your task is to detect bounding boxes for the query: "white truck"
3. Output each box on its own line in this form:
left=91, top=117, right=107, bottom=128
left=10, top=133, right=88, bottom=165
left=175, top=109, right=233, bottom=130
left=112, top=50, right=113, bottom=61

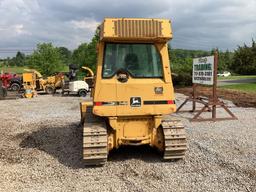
left=217, top=71, right=231, bottom=77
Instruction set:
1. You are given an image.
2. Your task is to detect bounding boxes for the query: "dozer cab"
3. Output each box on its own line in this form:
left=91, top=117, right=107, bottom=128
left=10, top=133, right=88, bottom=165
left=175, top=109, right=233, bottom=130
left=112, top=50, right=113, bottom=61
left=80, top=18, right=187, bottom=165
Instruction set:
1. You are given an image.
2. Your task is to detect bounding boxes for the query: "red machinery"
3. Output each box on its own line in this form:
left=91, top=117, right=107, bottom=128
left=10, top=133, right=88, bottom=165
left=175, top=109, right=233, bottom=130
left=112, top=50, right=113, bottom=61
left=0, top=73, right=13, bottom=88
left=0, top=73, right=22, bottom=91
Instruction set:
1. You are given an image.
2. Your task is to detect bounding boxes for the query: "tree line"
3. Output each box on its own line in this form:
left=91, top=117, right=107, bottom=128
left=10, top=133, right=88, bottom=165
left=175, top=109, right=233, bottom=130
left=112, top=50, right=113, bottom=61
left=169, top=40, right=256, bottom=85
left=231, top=40, right=256, bottom=75
left=170, top=48, right=234, bottom=74
left=0, top=30, right=99, bottom=76
left=0, top=28, right=255, bottom=77
left=170, top=39, right=256, bottom=76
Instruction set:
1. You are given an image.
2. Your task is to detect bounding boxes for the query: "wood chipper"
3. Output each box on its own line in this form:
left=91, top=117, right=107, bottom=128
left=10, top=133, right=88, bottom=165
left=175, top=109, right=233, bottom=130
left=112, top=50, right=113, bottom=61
left=80, top=18, right=187, bottom=165
left=24, top=69, right=64, bottom=94
left=82, top=66, right=94, bottom=89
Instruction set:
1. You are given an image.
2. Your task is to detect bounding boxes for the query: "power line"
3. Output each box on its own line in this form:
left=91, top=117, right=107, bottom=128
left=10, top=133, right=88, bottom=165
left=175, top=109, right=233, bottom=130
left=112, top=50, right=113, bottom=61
left=0, top=49, right=34, bottom=54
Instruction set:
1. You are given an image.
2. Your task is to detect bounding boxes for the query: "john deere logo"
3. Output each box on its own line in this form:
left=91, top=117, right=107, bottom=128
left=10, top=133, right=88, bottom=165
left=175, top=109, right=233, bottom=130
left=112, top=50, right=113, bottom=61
left=130, top=97, right=141, bottom=107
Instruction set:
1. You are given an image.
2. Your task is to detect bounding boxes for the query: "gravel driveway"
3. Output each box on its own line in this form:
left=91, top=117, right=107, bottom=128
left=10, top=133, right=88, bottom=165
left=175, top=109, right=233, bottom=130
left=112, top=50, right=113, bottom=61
left=0, top=94, right=255, bottom=192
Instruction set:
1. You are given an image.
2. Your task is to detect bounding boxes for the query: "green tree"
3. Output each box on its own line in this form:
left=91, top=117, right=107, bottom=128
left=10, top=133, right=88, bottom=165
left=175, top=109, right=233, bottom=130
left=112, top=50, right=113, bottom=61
left=72, top=43, right=88, bottom=67
left=6, top=57, right=11, bottom=67
left=2, top=60, right=7, bottom=67
left=217, top=49, right=233, bottom=72
left=72, top=27, right=100, bottom=72
left=85, top=29, right=100, bottom=72
left=14, top=51, right=26, bottom=66
left=231, top=40, right=256, bottom=75
left=58, top=47, right=72, bottom=65
left=28, top=43, right=64, bottom=75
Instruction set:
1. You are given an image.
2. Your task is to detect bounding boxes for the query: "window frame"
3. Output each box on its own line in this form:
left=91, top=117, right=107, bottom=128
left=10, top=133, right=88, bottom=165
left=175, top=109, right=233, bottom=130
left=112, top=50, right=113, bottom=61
left=101, top=42, right=163, bottom=79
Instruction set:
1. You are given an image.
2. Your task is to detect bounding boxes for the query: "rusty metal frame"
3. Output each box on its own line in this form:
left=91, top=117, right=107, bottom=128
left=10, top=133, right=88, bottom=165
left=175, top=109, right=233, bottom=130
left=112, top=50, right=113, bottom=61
left=176, top=51, right=238, bottom=122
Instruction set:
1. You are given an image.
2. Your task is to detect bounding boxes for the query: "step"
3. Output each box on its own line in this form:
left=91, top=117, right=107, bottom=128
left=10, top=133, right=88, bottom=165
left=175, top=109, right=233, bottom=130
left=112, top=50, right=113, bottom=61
left=83, top=132, right=107, bottom=136
left=164, top=135, right=186, bottom=140
left=83, top=155, right=107, bottom=160
left=83, top=150, right=107, bottom=156
left=83, top=143, right=108, bottom=148
left=165, top=143, right=187, bottom=147
left=163, top=155, right=185, bottom=160
left=165, top=147, right=187, bottom=151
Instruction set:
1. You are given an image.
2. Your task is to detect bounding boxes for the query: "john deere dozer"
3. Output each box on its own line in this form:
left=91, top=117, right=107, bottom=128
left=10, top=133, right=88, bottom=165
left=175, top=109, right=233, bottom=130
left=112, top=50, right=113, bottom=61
left=80, top=18, right=187, bottom=165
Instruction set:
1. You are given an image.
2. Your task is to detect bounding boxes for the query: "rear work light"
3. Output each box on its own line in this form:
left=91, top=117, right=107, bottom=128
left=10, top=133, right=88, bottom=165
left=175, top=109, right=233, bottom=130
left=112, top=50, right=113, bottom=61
left=167, top=100, right=175, bottom=104
left=94, top=102, right=102, bottom=106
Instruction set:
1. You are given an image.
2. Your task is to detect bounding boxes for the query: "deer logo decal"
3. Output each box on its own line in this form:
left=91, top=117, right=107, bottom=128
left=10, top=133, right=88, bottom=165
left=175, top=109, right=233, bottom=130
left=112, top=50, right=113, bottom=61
left=130, top=97, right=141, bottom=107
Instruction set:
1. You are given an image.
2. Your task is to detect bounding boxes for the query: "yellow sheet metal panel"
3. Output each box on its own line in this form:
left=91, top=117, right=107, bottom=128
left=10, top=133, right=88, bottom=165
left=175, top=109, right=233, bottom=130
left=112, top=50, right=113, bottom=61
left=92, top=40, right=176, bottom=117
left=100, top=18, right=172, bottom=42
left=93, top=77, right=176, bottom=117
left=121, top=118, right=150, bottom=138
left=156, top=43, right=172, bottom=83
left=108, top=116, right=153, bottom=147
left=22, top=73, right=36, bottom=83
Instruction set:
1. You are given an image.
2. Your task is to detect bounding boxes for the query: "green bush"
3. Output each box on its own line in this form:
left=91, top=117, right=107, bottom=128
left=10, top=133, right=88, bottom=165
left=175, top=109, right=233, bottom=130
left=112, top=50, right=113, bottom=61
left=172, top=73, right=192, bottom=86
left=171, top=58, right=193, bottom=86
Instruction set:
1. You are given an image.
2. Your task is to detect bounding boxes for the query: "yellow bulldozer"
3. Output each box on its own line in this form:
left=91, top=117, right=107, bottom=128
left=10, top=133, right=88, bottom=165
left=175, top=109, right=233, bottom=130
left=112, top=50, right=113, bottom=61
left=80, top=18, right=187, bottom=165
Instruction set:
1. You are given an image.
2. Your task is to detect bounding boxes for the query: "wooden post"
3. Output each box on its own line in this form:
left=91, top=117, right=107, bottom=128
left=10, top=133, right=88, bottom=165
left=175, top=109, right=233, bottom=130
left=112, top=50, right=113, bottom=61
left=192, top=84, right=197, bottom=112
left=212, top=50, right=218, bottom=120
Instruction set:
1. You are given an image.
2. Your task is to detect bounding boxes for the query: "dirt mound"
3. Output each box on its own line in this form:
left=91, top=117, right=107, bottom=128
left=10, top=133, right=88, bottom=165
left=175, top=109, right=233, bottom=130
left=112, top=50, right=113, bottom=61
left=176, top=86, right=256, bottom=108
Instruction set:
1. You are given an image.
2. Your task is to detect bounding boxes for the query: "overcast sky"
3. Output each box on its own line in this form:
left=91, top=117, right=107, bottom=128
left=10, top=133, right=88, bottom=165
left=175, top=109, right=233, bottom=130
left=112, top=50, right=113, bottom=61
left=0, top=0, right=255, bottom=57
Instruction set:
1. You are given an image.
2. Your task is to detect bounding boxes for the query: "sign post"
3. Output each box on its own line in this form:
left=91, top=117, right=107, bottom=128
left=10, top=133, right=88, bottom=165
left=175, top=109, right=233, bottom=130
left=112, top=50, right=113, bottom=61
left=176, top=51, right=237, bottom=121
left=212, top=51, right=218, bottom=119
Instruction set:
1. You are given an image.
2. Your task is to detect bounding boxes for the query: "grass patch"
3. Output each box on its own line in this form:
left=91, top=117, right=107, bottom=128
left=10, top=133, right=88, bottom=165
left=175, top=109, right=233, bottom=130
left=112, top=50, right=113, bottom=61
left=0, top=66, right=29, bottom=74
left=60, top=65, right=69, bottom=72
left=221, top=83, right=256, bottom=93
left=218, top=75, right=256, bottom=80
left=0, top=65, right=69, bottom=75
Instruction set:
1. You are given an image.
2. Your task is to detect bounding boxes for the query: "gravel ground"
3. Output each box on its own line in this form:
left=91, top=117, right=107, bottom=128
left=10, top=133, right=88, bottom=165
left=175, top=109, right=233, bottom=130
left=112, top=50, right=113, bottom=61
left=0, top=93, right=255, bottom=192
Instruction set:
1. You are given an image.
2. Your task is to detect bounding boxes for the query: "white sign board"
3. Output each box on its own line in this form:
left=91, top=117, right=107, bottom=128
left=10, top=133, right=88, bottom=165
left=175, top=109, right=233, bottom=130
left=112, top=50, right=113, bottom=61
left=192, top=56, right=214, bottom=85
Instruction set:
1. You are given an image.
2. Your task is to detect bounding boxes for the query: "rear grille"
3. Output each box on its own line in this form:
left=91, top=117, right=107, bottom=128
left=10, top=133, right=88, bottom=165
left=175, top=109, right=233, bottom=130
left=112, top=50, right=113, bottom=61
left=113, top=19, right=163, bottom=38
